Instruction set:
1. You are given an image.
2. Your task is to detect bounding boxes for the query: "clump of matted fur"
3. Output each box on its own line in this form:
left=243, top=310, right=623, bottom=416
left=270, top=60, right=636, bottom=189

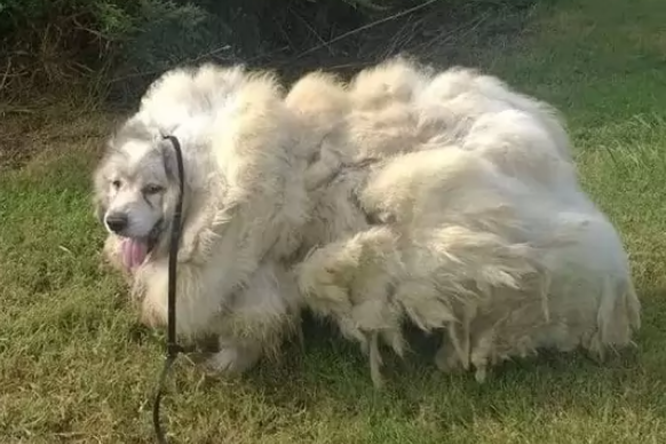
left=93, top=57, right=640, bottom=384
left=288, top=57, right=640, bottom=386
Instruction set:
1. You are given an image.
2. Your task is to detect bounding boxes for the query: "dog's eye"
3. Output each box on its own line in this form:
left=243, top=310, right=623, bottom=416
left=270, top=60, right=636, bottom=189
left=143, top=184, right=165, bottom=195
left=111, top=180, right=122, bottom=189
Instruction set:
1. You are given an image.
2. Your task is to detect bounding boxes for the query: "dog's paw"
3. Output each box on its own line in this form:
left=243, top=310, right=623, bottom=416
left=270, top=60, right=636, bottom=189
left=204, top=344, right=262, bottom=374
left=435, top=345, right=465, bottom=373
left=474, top=365, right=488, bottom=383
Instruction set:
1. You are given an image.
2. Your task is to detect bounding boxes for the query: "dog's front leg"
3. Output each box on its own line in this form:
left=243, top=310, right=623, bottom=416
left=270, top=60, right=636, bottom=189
left=204, top=261, right=301, bottom=375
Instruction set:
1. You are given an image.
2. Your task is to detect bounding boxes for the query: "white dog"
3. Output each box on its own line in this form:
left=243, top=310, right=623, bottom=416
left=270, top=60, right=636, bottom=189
left=92, top=57, right=640, bottom=384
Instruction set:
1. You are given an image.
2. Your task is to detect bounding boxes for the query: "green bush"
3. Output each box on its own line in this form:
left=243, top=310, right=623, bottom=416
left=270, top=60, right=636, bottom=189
left=0, top=0, right=537, bottom=103
left=1, top=0, right=383, bottom=101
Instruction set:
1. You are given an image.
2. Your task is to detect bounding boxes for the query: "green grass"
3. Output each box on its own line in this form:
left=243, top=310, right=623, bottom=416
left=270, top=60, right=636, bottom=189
left=2, top=0, right=666, bottom=442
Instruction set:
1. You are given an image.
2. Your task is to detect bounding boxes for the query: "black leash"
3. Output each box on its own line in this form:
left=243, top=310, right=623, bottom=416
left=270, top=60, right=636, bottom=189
left=152, top=134, right=186, bottom=444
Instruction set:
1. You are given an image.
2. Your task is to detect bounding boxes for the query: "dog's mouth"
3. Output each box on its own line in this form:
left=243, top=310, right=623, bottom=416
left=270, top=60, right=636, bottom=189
left=119, top=221, right=163, bottom=271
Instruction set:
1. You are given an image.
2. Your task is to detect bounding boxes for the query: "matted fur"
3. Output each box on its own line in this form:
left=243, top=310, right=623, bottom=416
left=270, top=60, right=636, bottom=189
left=93, top=57, right=640, bottom=383
left=288, top=57, right=639, bottom=385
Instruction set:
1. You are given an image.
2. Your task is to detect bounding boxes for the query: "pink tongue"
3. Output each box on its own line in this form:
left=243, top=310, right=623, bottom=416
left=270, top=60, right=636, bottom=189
left=121, top=239, right=149, bottom=270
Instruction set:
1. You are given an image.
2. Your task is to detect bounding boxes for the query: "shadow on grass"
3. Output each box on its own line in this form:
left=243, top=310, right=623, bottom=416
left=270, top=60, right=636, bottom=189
left=152, top=284, right=664, bottom=433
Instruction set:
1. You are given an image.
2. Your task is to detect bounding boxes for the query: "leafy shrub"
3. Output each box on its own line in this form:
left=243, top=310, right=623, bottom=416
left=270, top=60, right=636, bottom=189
left=0, top=0, right=537, bottom=103
left=1, top=0, right=377, bottom=101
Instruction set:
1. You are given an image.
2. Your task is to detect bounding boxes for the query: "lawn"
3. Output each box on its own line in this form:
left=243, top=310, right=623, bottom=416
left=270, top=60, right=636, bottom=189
left=2, top=0, right=666, bottom=442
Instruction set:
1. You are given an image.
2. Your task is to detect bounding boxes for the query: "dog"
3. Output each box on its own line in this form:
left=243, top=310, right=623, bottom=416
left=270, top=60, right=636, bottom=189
left=92, top=65, right=308, bottom=372
left=92, top=57, right=640, bottom=385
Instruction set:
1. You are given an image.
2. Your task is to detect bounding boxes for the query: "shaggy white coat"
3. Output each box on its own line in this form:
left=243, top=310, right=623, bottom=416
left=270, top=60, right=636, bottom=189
left=93, top=57, right=640, bottom=383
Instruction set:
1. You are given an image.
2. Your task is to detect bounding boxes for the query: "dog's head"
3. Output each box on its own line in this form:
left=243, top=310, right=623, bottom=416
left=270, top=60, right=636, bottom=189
left=93, top=119, right=182, bottom=270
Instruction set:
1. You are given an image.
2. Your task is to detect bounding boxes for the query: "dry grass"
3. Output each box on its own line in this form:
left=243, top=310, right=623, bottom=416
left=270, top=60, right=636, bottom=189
left=2, top=0, right=666, bottom=442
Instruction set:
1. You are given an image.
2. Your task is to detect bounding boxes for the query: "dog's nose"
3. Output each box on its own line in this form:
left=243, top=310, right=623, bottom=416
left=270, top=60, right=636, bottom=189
left=106, top=213, right=128, bottom=234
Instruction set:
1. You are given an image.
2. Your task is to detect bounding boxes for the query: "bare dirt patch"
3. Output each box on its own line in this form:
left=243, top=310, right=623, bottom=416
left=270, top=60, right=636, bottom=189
left=0, top=104, right=121, bottom=171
